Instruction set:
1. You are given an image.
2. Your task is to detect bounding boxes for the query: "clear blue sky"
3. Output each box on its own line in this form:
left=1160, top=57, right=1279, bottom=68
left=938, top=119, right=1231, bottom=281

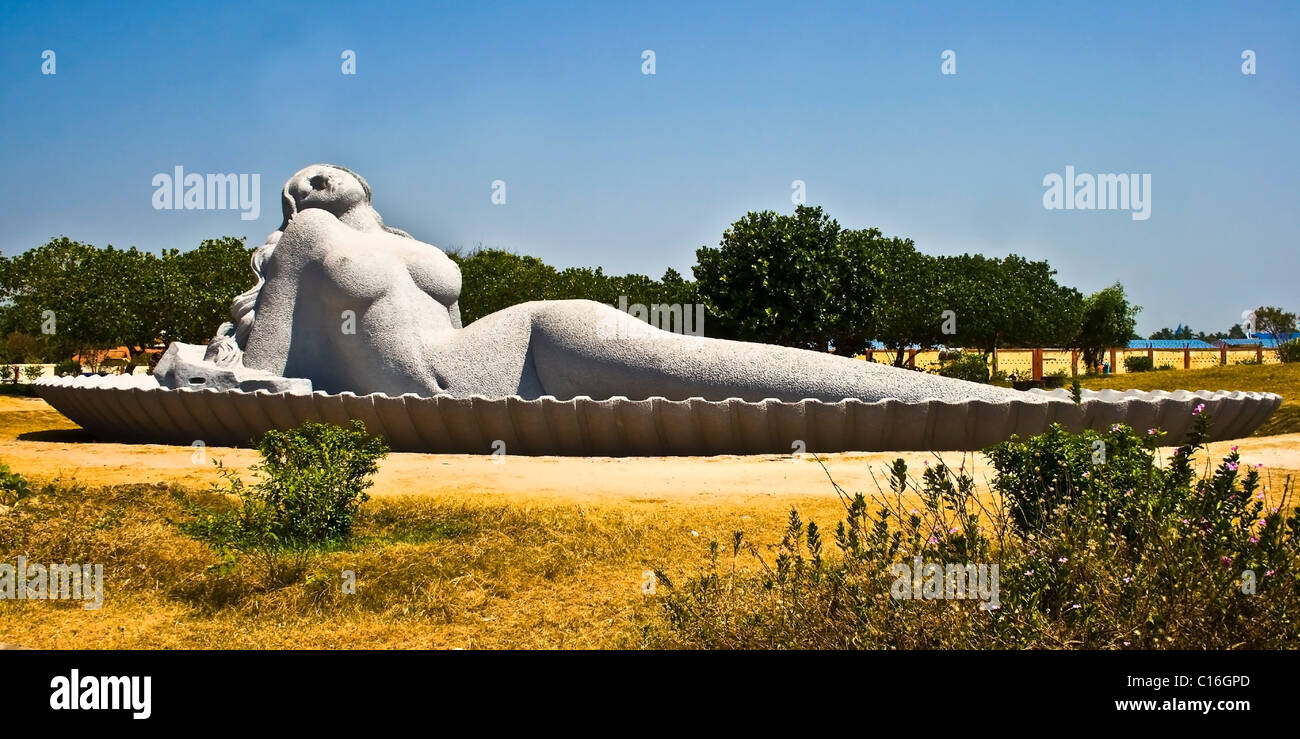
left=1, top=0, right=1295, bottom=336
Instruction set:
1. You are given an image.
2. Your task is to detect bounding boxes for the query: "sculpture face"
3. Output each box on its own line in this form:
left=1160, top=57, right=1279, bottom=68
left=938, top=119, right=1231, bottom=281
left=283, top=164, right=370, bottom=220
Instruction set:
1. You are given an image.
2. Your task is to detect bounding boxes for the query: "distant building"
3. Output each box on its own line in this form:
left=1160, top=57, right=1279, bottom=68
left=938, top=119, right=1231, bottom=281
left=1126, top=339, right=1213, bottom=350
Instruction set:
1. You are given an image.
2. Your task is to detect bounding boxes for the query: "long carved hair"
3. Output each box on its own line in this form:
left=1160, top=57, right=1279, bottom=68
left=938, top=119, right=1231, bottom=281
left=205, top=164, right=412, bottom=365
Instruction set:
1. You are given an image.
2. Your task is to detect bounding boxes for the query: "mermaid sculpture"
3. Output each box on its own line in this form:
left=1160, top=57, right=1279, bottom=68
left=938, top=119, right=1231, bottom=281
left=157, top=163, right=1038, bottom=405
left=38, top=163, right=1276, bottom=452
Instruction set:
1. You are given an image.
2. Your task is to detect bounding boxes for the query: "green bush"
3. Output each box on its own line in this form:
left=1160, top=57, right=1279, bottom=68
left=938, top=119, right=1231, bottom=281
left=937, top=352, right=990, bottom=383
left=1279, top=340, right=1300, bottom=363
left=53, top=358, right=82, bottom=377
left=0, top=461, right=31, bottom=507
left=1123, top=355, right=1154, bottom=373
left=183, top=420, right=389, bottom=581
left=645, top=411, right=1300, bottom=649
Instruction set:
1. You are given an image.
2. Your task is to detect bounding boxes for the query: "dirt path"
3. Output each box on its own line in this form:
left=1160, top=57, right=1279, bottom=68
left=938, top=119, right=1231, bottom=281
left=3, top=396, right=1298, bottom=505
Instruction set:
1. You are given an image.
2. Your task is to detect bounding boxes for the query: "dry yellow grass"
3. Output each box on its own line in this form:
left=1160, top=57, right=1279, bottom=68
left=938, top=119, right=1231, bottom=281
left=2, top=367, right=1298, bottom=650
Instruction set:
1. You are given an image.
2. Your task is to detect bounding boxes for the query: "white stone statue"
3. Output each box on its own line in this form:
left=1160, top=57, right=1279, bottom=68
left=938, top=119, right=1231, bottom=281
left=160, top=163, right=1030, bottom=405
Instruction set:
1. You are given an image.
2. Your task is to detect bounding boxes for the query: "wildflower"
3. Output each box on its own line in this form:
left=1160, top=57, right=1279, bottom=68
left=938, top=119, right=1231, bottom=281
left=1266, top=570, right=1275, bottom=577
left=1069, top=604, right=1080, bottom=610
left=1182, top=519, right=1190, bottom=525
left=1192, top=403, right=1206, bottom=416
left=1123, top=641, right=1131, bottom=646
left=1025, top=570, right=1034, bottom=576
left=1125, top=488, right=1133, bottom=497
left=690, top=530, right=699, bottom=537
left=1147, top=428, right=1157, bottom=435
left=1122, top=576, right=1133, bottom=583
left=1220, top=555, right=1232, bottom=569
left=1231, top=445, right=1239, bottom=453
left=949, top=526, right=959, bottom=534
left=1058, top=557, right=1068, bottom=563
left=1249, top=536, right=1259, bottom=544
left=927, top=536, right=938, bottom=545
left=1254, top=491, right=1265, bottom=500
left=1227, top=461, right=1239, bottom=472
left=1082, top=471, right=1090, bottom=479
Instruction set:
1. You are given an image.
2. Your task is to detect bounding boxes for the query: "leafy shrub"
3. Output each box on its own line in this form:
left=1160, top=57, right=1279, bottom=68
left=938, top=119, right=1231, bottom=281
left=0, top=365, right=12, bottom=384
left=53, top=358, right=82, bottom=377
left=1043, top=369, right=1068, bottom=389
left=937, top=352, right=990, bottom=383
left=183, top=420, right=389, bottom=581
left=1279, top=340, right=1300, bottom=364
left=646, top=411, right=1300, bottom=649
left=1124, top=355, right=1154, bottom=373
left=0, top=461, right=31, bottom=507
left=22, top=364, right=43, bottom=382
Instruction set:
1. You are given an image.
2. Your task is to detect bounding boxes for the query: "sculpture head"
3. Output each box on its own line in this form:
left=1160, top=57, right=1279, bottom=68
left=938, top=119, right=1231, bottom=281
left=280, top=164, right=381, bottom=232
left=208, top=164, right=414, bottom=356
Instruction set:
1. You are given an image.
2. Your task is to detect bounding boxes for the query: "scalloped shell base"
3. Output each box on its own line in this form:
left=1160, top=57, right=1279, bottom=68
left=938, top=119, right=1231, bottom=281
left=31, top=375, right=1282, bottom=456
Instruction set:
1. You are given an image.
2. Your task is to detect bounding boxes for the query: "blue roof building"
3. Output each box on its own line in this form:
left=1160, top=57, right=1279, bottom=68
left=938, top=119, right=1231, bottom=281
left=1127, top=339, right=1213, bottom=350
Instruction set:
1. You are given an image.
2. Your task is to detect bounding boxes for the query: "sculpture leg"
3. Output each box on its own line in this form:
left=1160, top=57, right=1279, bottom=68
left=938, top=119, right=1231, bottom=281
left=499, top=300, right=1035, bottom=403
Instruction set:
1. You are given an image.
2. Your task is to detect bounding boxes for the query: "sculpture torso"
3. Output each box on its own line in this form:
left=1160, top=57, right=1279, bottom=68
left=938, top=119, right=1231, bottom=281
left=242, top=207, right=461, bottom=395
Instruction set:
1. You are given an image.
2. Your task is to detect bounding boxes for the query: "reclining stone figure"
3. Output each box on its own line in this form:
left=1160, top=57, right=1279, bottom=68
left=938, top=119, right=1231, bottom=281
left=158, top=163, right=1046, bottom=405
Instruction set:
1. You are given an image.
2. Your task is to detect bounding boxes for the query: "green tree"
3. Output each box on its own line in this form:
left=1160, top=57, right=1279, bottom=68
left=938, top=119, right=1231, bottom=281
left=858, top=235, right=942, bottom=366
left=936, top=254, right=1082, bottom=359
left=156, top=237, right=256, bottom=344
left=693, top=206, right=844, bottom=351
left=1074, top=283, right=1140, bottom=368
left=1254, top=305, right=1298, bottom=360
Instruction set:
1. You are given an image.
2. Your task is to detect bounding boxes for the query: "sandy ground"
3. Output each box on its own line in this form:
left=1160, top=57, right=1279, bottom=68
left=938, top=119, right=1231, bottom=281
left=3, top=395, right=1298, bottom=504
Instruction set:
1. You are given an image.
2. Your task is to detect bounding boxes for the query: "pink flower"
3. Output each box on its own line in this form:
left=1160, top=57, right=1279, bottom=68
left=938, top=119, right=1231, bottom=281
left=1192, top=403, right=1206, bottom=416
left=1058, top=557, right=1068, bottom=563
left=1266, top=570, right=1275, bottom=577
left=1025, top=570, right=1034, bottom=576
left=927, top=536, right=938, bottom=545
left=1147, top=428, right=1157, bottom=435
left=1122, top=576, right=1133, bottom=583
left=1220, top=556, right=1232, bottom=569
left=1231, top=445, right=1239, bottom=453
left=949, top=526, right=959, bottom=534
left=1227, top=461, right=1239, bottom=472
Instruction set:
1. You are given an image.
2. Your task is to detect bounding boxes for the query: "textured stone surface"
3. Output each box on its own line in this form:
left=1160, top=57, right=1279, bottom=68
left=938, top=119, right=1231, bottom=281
left=33, top=375, right=1283, bottom=455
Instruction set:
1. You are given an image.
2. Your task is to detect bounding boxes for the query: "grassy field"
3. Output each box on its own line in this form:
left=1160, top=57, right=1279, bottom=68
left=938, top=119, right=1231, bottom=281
left=1079, top=361, right=1299, bottom=437
left=1, top=362, right=1296, bottom=649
